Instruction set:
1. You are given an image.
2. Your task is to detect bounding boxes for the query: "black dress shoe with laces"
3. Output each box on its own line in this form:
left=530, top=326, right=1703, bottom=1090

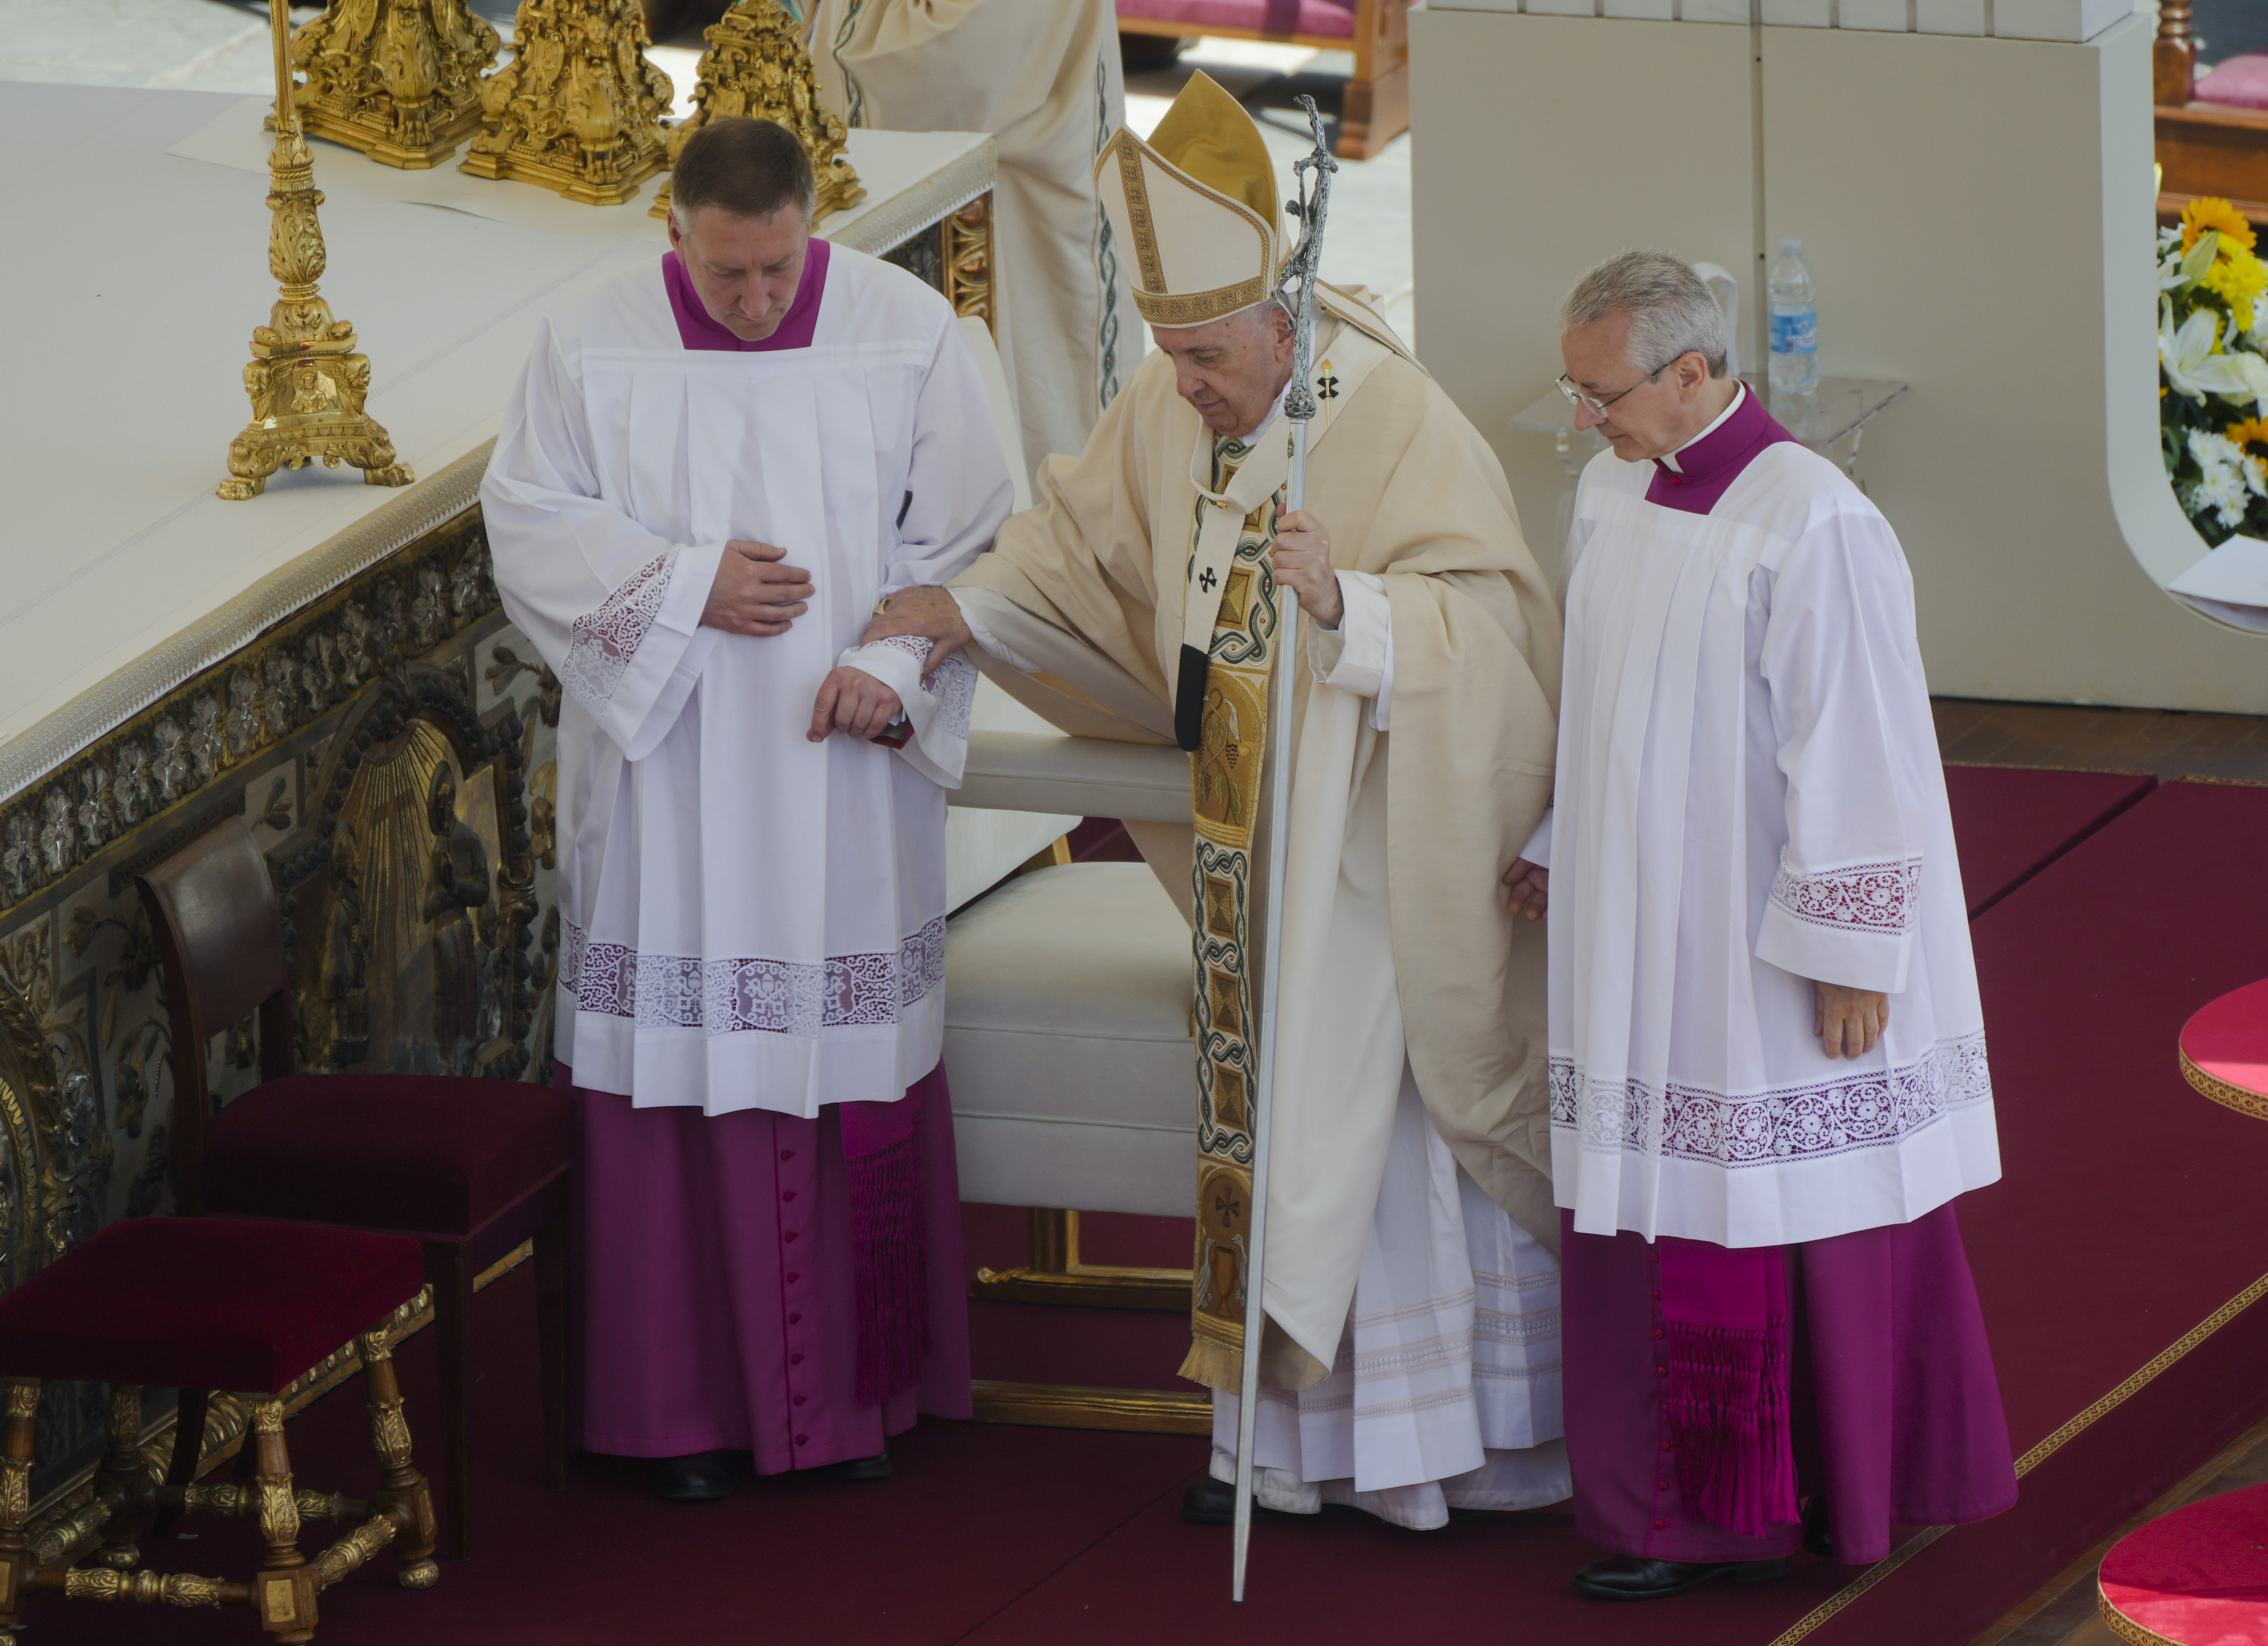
left=650, top=1450, right=740, bottom=1504
left=1572, top=1554, right=1790, bottom=1600
left=1180, top=1475, right=1297, bottom=1525
left=825, top=1451, right=894, bottom=1482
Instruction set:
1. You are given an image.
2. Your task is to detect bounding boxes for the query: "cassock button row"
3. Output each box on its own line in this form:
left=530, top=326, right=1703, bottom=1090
left=784, top=1231, right=798, bottom=1243
left=1655, top=1327, right=1666, bottom=1339
left=790, top=1354, right=804, bottom=1365
left=783, top=1191, right=797, bottom=1202
left=780, top=1150, right=795, bottom=1162
left=788, top=1313, right=802, bottom=1325
left=1659, top=1439, right=1672, bottom=1452
left=1656, top=1365, right=1668, bottom=1376
left=1653, top=1519, right=1666, bottom=1530
left=1657, top=1480, right=1671, bottom=1492
left=795, top=1435, right=808, bottom=1447
left=1653, top=1289, right=1662, bottom=1300
left=1649, top=1249, right=1660, bottom=1263
left=793, top=1396, right=807, bottom=1407
left=786, top=1272, right=800, bottom=1283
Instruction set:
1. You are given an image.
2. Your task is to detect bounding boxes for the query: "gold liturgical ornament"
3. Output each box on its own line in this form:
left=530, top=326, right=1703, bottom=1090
left=282, top=0, right=501, bottom=169
left=219, top=0, right=411, bottom=501
left=461, top=0, right=674, bottom=206
left=648, top=0, right=864, bottom=224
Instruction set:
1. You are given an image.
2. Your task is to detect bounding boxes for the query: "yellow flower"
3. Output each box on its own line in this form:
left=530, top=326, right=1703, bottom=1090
left=2184, top=197, right=2259, bottom=256
left=2229, top=416, right=2268, bottom=456
left=2203, top=245, right=2268, bottom=335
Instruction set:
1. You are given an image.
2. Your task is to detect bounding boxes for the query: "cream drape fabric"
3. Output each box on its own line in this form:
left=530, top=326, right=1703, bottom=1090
left=808, top=0, right=1144, bottom=485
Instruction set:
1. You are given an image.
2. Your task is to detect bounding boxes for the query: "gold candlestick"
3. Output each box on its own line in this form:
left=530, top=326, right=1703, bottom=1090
left=281, top=0, right=501, bottom=169
left=460, top=0, right=673, bottom=206
left=219, top=0, right=412, bottom=501
left=647, top=0, right=864, bottom=225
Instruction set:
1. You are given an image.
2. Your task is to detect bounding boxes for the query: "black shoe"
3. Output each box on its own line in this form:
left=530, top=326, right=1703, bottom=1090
left=824, top=1451, right=893, bottom=1482
left=1179, top=1475, right=1295, bottom=1525
left=1572, top=1554, right=1790, bottom=1600
left=650, top=1450, right=739, bottom=1504
left=1802, top=1496, right=1832, bottom=1559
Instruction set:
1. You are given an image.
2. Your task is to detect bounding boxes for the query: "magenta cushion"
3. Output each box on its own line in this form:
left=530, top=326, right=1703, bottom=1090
left=2196, top=54, right=2268, bottom=110
left=1116, top=0, right=1356, bottom=39
left=204, top=1075, right=575, bottom=1239
left=2100, top=1483, right=2268, bottom=1645
left=0, top=1217, right=424, bottom=1393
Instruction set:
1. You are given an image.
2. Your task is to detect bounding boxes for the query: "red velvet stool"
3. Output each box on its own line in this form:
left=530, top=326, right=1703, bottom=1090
left=139, top=818, right=576, bottom=1563
left=2180, top=979, right=2268, bottom=1121
left=2099, top=1483, right=2268, bottom=1645
left=0, top=1216, right=437, bottom=1641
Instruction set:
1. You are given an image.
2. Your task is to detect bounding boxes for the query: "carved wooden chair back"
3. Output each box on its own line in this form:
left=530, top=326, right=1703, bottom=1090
left=136, top=817, right=296, bottom=1215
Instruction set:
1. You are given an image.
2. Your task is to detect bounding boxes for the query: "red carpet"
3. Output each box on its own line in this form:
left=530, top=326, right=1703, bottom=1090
left=35, top=776, right=2268, bottom=1646
left=1942, top=765, right=2155, bottom=917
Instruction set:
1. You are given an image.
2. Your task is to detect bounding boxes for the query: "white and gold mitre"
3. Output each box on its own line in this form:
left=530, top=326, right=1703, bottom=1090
left=1096, top=72, right=1286, bottom=328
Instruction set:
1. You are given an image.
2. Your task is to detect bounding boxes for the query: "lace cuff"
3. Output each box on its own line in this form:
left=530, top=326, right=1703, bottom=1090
left=1754, top=852, right=1920, bottom=994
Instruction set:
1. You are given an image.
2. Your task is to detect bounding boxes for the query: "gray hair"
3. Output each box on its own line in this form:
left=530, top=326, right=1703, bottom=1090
left=1558, top=251, right=1730, bottom=379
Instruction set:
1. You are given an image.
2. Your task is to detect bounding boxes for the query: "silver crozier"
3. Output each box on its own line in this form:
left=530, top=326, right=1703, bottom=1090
left=1231, top=93, right=1338, bottom=1606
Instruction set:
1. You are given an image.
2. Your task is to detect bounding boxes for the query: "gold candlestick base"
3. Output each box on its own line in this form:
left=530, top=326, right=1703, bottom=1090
left=277, top=0, right=502, bottom=170
left=646, top=0, right=865, bottom=226
left=218, top=105, right=412, bottom=500
left=460, top=0, right=672, bottom=206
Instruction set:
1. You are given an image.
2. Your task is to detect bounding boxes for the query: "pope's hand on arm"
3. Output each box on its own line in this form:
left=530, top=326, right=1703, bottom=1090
left=857, top=585, right=973, bottom=673
left=702, top=540, right=813, bottom=637
left=1269, top=510, right=1344, bottom=630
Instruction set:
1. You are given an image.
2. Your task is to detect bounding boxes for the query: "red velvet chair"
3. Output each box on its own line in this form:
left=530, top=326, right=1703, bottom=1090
left=0, top=1215, right=439, bottom=1638
left=1115, top=0, right=1409, bottom=160
left=137, top=818, right=575, bottom=1562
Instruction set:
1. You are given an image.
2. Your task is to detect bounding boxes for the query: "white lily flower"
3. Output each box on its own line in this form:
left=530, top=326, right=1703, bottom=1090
left=2162, top=299, right=2268, bottom=407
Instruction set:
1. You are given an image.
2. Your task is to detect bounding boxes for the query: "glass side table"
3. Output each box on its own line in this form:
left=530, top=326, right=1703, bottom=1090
left=1509, top=377, right=1909, bottom=555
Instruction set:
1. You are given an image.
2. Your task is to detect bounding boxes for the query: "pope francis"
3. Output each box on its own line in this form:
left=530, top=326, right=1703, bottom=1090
left=872, top=75, right=1573, bottom=1529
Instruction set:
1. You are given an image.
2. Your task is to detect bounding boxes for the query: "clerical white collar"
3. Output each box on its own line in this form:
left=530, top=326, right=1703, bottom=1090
left=1657, top=382, right=1747, bottom=475
left=1223, top=378, right=1295, bottom=451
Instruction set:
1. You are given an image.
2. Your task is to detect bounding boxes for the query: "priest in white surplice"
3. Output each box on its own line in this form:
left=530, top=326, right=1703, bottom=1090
left=806, top=0, right=1145, bottom=486
left=482, top=118, right=1012, bottom=1503
left=1505, top=253, right=2016, bottom=1600
left=867, top=75, right=1572, bottom=1530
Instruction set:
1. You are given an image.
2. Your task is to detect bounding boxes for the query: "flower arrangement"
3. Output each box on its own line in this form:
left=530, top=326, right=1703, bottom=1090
left=2160, top=198, right=2268, bottom=544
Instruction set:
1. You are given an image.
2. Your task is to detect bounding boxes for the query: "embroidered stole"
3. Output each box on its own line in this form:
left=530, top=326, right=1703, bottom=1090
left=1174, top=331, right=1395, bottom=1391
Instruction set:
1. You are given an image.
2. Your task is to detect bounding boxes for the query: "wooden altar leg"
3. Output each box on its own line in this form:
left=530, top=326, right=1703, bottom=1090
left=359, top=1328, right=440, bottom=1591
left=0, top=1382, right=40, bottom=1634
left=91, top=1384, right=154, bottom=1571
left=249, top=1397, right=318, bottom=1644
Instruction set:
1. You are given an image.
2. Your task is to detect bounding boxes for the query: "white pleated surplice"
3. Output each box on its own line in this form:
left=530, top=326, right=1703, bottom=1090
left=1541, top=443, right=1999, bottom=1248
left=1211, top=1071, right=1571, bottom=1532
left=482, top=249, right=1013, bottom=1117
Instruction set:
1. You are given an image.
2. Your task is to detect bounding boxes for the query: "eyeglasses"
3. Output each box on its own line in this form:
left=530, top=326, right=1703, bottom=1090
left=1554, top=358, right=1676, bottom=419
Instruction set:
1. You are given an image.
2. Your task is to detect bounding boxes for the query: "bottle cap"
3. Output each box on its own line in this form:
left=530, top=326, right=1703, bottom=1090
left=1779, top=238, right=1802, bottom=255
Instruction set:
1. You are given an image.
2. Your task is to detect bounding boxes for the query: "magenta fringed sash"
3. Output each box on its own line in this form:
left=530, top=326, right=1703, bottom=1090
left=1658, top=1239, right=1799, bottom=1537
left=839, top=1086, right=929, bottom=1406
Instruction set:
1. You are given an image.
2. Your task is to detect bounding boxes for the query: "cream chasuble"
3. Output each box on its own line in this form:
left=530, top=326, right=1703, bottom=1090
left=1543, top=444, right=1999, bottom=1247
left=952, top=290, right=1563, bottom=1379
left=483, top=248, right=1013, bottom=1117
left=808, top=0, right=1142, bottom=482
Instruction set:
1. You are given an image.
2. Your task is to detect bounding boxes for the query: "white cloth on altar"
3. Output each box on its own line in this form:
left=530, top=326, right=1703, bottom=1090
left=1209, top=1069, right=1569, bottom=1531
left=808, top=0, right=1144, bottom=484
left=482, top=248, right=1013, bottom=1117
left=1546, top=442, right=1998, bottom=1248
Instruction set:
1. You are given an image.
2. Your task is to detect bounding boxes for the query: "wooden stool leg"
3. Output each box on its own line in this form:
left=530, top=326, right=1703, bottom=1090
left=152, top=1388, right=210, bottom=1540
left=534, top=1198, right=570, bottom=1492
left=91, top=1384, right=154, bottom=1571
left=359, top=1328, right=439, bottom=1590
left=0, top=1382, right=41, bottom=1634
left=426, top=1243, right=472, bottom=1561
left=249, top=1397, right=318, bottom=1645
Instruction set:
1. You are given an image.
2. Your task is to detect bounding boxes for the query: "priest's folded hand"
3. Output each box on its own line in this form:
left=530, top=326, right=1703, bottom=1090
left=1814, top=981, right=1890, bottom=1059
left=807, top=666, right=903, bottom=744
left=1503, top=858, right=1548, bottom=921
left=1268, top=510, right=1343, bottom=630
left=860, top=585, right=972, bottom=675
left=702, top=539, right=814, bottom=637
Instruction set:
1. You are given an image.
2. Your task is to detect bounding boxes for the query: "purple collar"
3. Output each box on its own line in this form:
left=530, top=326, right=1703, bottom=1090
left=1643, top=383, right=1800, bottom=515
left=662, top=237, right=831, bottom=352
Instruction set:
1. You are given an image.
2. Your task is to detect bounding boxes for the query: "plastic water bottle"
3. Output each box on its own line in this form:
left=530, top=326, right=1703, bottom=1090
left=1768, top=239, right=1819, bottom=398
